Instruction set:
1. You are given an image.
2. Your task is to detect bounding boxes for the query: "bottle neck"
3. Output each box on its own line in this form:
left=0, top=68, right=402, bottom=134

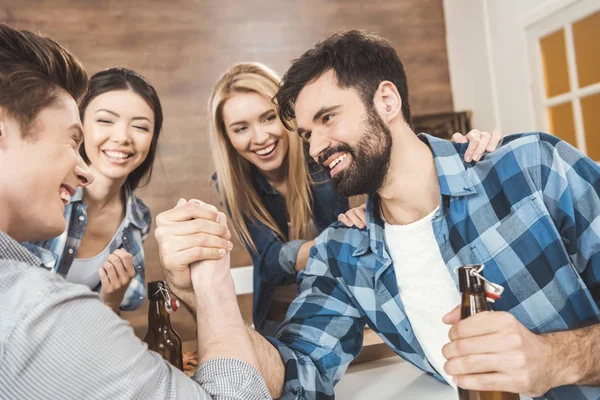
left=147, top=299, right=172, bottom=329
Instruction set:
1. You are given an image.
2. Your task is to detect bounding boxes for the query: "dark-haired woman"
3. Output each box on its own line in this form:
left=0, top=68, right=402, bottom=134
left=25, top=67, right=162, bottom=313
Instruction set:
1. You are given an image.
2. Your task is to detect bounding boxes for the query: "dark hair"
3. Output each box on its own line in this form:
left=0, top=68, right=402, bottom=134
left=276, top=30, right=412, bottom=130
left=79, top=67, right=163, bottom=191
left=0, top=23, right=88, bottom=135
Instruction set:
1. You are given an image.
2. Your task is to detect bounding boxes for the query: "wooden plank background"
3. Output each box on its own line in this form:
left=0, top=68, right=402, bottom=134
left=6, top=0, right=453, bottom=339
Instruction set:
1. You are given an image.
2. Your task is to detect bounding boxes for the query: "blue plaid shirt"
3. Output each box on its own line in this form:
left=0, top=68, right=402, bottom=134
left=23, top=184, right=151, bottom=311
left=267, top=132, right=600, bottom=400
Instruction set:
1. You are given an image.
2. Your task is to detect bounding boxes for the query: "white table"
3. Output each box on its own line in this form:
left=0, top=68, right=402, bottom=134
left=335, top=358, right=457, bottom=399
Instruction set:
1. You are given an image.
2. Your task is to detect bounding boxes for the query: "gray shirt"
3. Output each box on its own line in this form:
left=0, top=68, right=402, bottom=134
left=0, top=231, right=271, bottom=400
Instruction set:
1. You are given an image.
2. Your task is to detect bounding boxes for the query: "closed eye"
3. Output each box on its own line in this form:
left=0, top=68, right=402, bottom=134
left=133, top=125, right=150, bottom=132
left=263, top=114, right=277, bottom=123
left=97, top=119, right=113, bottom=124
left=234, top=126, right=248, bottom=134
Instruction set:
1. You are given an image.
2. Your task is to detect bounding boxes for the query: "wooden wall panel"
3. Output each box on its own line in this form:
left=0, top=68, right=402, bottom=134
left=7, top=0, right=452, bottom=338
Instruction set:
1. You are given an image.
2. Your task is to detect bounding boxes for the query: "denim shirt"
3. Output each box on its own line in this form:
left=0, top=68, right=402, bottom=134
left=213, top=155, right=349, bottom=333
left=23, top=184, right=151, bottom=311
left=267, top=133, right=600, bottom=400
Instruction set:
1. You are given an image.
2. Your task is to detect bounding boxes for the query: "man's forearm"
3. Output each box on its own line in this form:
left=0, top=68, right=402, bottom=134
left=246, top=325, right=286, bottom=398
left=545, top=323, right=600, bottom=387
left=193, top=273, right=260, bottom=371
left=168, top=272, right=286, bottom=398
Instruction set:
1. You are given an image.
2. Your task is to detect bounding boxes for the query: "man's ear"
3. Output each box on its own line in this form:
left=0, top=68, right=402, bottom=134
left=373, top=81, right=402, bottom=123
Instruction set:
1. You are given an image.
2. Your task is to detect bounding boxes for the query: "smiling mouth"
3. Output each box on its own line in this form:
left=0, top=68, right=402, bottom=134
left=327, top=153, right=348, bottom=170
left=253, top=141, right=277, bottom=157
left=59, top=184, right=75, bottom=205
left=102, top=150, right=133, bottom=160
left=322, top=152, right=351, bottom=177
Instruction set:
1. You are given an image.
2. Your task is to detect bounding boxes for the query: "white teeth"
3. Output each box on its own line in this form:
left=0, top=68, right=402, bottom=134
left=59, top=188, right=71, bottom=204
left=104, top=150, right=130, bottom=159
left=256, top=143, right=276, bottom=156
left=329, top=153, right=348, bottom=170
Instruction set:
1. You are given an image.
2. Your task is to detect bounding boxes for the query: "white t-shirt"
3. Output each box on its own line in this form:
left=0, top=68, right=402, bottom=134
left=384, top=207, right=460, bottom=386
left=66, top=244, right=111, bottom=289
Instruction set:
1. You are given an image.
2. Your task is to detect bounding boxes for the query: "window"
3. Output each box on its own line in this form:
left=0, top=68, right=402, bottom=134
left=527, top=0, right=600, bottom=160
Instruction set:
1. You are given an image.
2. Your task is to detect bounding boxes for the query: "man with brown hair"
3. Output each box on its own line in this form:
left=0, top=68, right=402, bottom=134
left=0, top=23, right=269, bottom=399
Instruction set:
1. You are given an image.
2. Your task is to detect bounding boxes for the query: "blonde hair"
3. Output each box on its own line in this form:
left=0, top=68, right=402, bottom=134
left=209, top=62, right=313, bottom=251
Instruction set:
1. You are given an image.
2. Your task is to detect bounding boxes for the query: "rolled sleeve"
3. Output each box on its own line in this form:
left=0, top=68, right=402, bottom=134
left=246, top=219, right=297, bottom=286
left=194, top=358, right=271, bottom=399
left=278, top=240, right=306, bottom=275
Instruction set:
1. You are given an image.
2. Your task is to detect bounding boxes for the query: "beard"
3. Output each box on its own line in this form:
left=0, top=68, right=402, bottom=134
left=320, top=106, right=392, bottom=197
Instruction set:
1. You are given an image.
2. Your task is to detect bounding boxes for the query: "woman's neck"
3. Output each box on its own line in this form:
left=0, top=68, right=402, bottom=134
left=83, top=172, right=126, bottom=212
left=262, top=164, right=288, bottom=197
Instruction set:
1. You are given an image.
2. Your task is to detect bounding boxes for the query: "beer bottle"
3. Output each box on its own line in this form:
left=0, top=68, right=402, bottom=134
left=457, top=266, right=519, bottom=400
left=143, top=281, right=183, bottom=370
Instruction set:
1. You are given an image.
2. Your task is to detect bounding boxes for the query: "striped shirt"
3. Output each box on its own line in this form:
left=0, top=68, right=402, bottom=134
left=23, top=183, right=150, bottom=311
left=267, top=133, right=600, bottom=400
left=0, top=230, right=271, bottom=399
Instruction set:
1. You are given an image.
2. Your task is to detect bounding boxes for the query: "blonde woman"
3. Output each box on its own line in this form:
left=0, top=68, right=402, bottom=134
left=208, top=62, right=502, bottom=335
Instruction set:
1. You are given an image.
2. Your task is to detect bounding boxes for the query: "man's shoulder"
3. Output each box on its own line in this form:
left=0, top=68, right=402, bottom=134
left=468, top=132, right=554, bottom=172
left=485, top=132, right=563, bottom=159
left=0, top=260, right=97, bottom=318
left=313, top=221, right=367, bottom=255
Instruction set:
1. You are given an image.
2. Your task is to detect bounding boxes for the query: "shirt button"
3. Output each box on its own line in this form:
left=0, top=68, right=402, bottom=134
left=123, top=236, right=127, bottom=241
left=68, top=248, right=74, bottom=254
left=79, top=215, right=85, bottom=221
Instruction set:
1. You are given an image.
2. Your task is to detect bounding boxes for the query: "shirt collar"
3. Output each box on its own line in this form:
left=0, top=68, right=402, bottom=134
left=70, top=183, right=147, bottom=230
left=251, top=165, right=279, bottom=196
left=356, top=133, right=477, bottom=256
left=418, top=133, right=477, bottom=197
left=0, top=230, right=44, bottom=267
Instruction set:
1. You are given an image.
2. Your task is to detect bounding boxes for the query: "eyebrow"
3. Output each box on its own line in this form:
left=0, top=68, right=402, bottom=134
left=228, top=109, right=275, bottom=128
left=312, top=105, right=341, bottom=122
left=297, top=105, right=342, bottom=135
left=96, top=109, right=151, bottom=123
left=96, top=109, right=119, bottom=117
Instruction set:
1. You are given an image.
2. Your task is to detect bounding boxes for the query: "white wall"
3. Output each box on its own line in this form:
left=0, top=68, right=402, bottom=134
left=444, top=0, right=552, bottom=134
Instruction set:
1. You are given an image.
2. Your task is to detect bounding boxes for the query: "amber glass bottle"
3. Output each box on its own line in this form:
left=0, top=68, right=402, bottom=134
left=143, top=281, right=183, bottom=370
left=457, top=266, right=519, bottom=400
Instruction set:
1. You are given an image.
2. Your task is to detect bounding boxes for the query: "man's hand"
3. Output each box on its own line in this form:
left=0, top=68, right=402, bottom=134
left=190, top=208, right=233, bottom=287
left=155, top=198, right=232, bottom=305
left=442, top=308, right=558, bottom=397
left=99, top=248, right=136, bottom=312
left=451, top=129, right=504, bottom=162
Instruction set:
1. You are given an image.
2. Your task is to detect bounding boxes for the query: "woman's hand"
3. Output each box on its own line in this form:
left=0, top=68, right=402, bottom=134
left=99, top=248, right=136, bottom=313
left=338, top=204, right=367, bottom=229
left=452, top=129, right=504, bottom=162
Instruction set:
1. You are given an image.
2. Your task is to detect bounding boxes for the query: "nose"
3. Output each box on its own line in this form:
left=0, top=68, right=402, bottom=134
left=309, top=128, right=330, bottom=161
left=252, top=126, right=270, bottom=145
left=75, top=155, right=94, bottom=187
left=111, top=124, right=132, bottom=144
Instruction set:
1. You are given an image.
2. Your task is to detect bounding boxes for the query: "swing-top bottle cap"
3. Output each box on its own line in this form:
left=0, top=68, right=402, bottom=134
left=458, top=265, right=484, bottom=293
left=148, top=280, right=168, bottom=300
